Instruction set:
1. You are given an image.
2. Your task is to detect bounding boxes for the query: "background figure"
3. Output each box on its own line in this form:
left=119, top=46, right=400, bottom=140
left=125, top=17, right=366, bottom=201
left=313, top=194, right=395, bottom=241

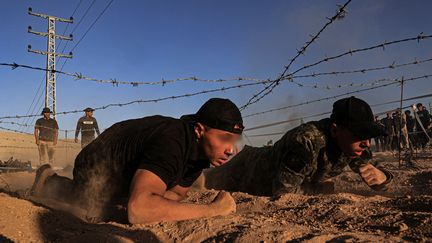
left=415, top=103, right=431, bottom=148
left=381, top=112, right=394, bottom=151
left=405, top=110, right=417, bottom=148
left=34, top=107, right=59, bottom=165
left=75, top=107, right=100, bottom=148
left=373, top=115, right=385, bottom=152
left=394, top=109, right=409, bottom=150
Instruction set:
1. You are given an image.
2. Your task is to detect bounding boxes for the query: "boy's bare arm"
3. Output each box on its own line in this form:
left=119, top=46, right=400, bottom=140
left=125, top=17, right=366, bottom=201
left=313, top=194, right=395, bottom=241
left=127, top=169, right=235, bottom=224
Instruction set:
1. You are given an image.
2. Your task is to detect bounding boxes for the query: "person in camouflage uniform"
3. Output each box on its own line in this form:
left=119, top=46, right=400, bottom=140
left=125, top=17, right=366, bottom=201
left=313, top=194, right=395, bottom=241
left=204, top=97, right=393, bottom=197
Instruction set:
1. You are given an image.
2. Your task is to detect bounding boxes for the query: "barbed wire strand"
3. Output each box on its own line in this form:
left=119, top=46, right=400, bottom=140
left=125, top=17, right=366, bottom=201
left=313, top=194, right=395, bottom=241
left=244, top=92, right=432, bottom=133
left=241, top=0, right=352, bottom=109
left=243, top=74, right=431, bottom=118
left=0, top=62, right=272, bottom=86
left=3, top=54, right=432, bottom=91
left=0, top=80, right=273, bottom=120
left=291, top=57, right=432, bottom=80
left=241, top=33, right=432, bottom=110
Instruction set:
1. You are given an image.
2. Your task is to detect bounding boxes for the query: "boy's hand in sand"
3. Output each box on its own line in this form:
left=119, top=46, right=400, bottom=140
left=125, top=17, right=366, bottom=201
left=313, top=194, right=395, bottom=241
left=359, top=164, right=387, bottom=186
left=211, top=191, right=236, bottom=216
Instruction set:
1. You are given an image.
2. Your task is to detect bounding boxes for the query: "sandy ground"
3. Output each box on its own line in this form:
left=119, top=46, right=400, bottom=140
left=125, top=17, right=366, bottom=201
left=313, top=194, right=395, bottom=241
left=0, top=130, right=431, bottom=242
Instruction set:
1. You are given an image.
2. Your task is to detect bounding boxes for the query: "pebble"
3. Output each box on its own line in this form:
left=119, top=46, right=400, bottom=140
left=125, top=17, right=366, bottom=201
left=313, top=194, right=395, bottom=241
left=398, top=223, right=409, bottom=232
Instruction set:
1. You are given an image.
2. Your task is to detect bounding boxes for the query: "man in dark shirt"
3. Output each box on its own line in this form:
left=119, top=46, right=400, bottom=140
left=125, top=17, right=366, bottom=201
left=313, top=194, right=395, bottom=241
left=34, top=107, right=59, bottom=165
left=204, top=97, right=392, bottom=197
left=415, top=103, right=431, bottom=148
left=405, top=110, right=416, bottom=148
left=381, top=112, right=395, bottom=151
left=75, top=107, right=101, bottom=148
left=31, top=98, right=244, bottom=224
left=373, top=115, right=385, bottom=152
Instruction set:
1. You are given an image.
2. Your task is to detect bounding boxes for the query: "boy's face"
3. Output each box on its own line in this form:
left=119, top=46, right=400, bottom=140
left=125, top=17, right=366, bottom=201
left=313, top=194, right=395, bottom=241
left=195, top=123, right=241, bottom=167
left=331, top=123, right=370, bottom=158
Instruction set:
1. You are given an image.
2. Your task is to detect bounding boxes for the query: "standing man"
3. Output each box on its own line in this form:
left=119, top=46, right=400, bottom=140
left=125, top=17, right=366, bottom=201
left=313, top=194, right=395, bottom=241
left=405, top=110, right=416, bottom=148
left=204, top=97, right=392, bottom=196
left=416, top=103, right=431, bottom=148
left=381, top=112, right=395, bottom=151
left=75, top=107, right=100, bottom=148
left=373, top=115, right=385, bottom=152
left=34, top=107, right=59, bottom=165
left=394, top=109, right=409, bottom=149
left=31, top=98, right=243, bottom=224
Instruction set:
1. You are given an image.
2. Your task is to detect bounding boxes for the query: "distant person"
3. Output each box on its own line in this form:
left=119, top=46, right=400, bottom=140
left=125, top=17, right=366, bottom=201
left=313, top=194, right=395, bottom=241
left=415, top=103, right=431, bottom=148
left=31, top=98, right=243, bottom=224
left=381, top=112, right=394, bottom=151
left=393, top=109, right=409, bottom=149
left=373, top=115, right=385, bottom=152
left=75, top=107, right=101, bottom=148
left=34, top=107, right=59, bottom=165
left=204, top=97, right=393, bottom=196
left=405, top=110, right=416, bottom=148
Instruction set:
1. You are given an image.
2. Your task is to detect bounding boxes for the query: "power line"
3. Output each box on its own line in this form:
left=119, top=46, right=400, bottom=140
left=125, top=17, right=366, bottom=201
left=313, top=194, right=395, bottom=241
left=57, top=0, right=96, bottom=61
left=58, top=0, right=114, bottom=75
left=56, top=0, right=84, bottom=54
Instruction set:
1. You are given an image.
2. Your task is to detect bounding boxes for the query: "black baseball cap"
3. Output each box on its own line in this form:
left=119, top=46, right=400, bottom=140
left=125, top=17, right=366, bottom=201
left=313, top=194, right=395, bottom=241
left=41, top=107, right=52, bottom=115
left=330, top=97, right=387, bottom=139
left=182, top=98, right=244, bottom=134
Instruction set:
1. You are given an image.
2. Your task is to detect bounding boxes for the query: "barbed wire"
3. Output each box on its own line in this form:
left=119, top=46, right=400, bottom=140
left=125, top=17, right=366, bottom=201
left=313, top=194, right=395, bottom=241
left=290, top=57, right=432, bottom=80
left=241, top=32, right=432, bottom=110
left=0, top=145, right=72, bottom=149
left=0, top=126, right=80, bottom=144
left=246, top=131, right=286, bottom=138
left=1, top=61, right=414, bottom=91
left=0, top=136, right=81, bottom=147
left=0, top=120, right=100, bottom=133
left=245, top=111, right=331, bottom=132
left=0, top=62, right=270, bottom=86
left=241, top=0, right=352, bottom=109
left=244, top=92, right=432, bottom=134
left=283, top=76, right=396, bottom=90
left=243, top=74, right=431, bottom=118
left=0, top=79, right=274, bottom=120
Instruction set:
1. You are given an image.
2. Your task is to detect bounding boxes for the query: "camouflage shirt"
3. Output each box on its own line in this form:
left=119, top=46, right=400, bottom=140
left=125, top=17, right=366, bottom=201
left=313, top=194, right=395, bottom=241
left=205, top=118, right=393, bottom=196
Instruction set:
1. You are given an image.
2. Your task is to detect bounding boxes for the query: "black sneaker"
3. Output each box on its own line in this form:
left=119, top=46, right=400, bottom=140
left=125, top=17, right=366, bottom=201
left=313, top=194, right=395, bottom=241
left=30, top=164, right=55, bottom=196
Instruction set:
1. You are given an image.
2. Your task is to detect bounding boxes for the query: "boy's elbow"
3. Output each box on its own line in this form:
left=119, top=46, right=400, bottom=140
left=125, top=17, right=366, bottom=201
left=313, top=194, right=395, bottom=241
left=127, top=197, right=155, bottom=224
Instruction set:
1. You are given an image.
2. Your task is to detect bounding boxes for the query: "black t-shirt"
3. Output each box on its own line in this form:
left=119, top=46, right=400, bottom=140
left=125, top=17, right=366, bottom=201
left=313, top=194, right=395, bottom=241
left=35, top=118, right=59, bottom=141
left=72, top=115, right=209, bottom=199
left=75, top=116, right=100, bottom=139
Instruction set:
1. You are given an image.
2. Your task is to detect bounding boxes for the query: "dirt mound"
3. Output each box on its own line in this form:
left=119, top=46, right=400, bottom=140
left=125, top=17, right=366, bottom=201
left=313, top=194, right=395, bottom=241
left=0, top=151, right=431, bottom=242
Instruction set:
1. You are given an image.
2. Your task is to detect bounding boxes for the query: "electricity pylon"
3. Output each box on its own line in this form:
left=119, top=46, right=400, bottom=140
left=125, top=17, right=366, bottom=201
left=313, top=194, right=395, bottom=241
left=27, top=7, right=73, bottom=119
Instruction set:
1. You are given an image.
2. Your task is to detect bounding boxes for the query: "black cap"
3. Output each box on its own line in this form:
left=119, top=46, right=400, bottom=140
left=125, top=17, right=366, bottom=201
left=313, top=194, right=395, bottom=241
left=183, top=98, right=244, bottom=134
left=41, top=107, right=52, bottom=115
left=83, top=107, right=94, bottom=112
left=330, top=97, right=386, bottom=139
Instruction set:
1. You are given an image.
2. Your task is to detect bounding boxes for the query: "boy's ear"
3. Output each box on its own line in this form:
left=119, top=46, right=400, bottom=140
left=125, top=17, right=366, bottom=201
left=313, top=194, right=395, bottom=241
left=330, top=123, right=338, bottom=138
left=194, top=122, right=205, bottom=139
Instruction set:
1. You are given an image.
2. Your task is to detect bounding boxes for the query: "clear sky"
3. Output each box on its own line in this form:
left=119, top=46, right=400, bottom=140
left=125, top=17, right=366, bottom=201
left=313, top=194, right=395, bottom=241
left=1, top=0, right=431, bottom=146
